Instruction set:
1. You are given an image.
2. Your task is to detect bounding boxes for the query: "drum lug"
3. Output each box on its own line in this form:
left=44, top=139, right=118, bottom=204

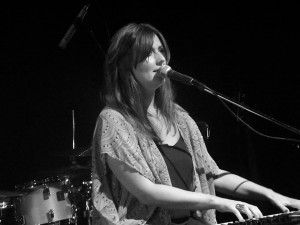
left=56, top=191, right=65, bottom=201
left=71, top=204, right=78, bottom=223
left=15, top=215, right=25, bottom=225
left=47, top=209, right=54, bottom=222
left=43, top=185, right=50, bottom=200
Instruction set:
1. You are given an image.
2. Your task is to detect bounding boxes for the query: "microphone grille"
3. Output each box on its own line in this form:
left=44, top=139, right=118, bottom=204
left=160, top=65, right=172, bottom=77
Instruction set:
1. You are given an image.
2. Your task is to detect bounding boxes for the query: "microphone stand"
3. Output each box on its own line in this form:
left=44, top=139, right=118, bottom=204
left=58, top=3, right=91, bottom=49
left=58, top=2, right=105, bottom=55
left=185, top=78, right=300, bottom=137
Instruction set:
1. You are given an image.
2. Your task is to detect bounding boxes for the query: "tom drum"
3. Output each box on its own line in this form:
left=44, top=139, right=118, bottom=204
left=15, top=176, right=75, bottom=225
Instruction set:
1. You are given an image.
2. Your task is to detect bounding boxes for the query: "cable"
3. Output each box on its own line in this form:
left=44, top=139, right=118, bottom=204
left=217, top=97, right=300, bottom=143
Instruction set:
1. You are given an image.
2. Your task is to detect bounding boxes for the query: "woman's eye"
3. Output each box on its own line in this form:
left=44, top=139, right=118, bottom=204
left=148, top=50, right=154, bottom=56
left=145, top=50, right=154, bottom=62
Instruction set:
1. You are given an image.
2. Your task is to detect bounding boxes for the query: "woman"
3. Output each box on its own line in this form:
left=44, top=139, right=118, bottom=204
left=91, top=23, right=300, bottom=225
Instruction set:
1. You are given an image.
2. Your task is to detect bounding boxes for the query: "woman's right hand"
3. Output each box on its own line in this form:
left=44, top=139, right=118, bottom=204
left=215, top=198, right=264, bottom=222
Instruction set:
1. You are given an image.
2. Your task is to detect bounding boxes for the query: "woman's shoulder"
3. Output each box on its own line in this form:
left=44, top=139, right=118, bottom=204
left=174, top=103, right=189, bottom=116
left=95, top=107, right=127, bottom=127
left=100, top=107, right=125, bottom=121
left=174, top=103, right=198, bottom=124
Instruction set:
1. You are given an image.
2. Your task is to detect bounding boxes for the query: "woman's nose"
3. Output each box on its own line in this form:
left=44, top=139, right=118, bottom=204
left=156, top=52, right=166, bottom=66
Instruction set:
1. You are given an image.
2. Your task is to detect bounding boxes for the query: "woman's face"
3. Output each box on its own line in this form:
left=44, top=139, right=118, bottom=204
left=132, top=35, right=166, bottom=96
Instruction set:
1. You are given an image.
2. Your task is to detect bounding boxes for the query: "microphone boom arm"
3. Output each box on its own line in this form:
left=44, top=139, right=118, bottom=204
left=171, top=71, right=300, bottom=137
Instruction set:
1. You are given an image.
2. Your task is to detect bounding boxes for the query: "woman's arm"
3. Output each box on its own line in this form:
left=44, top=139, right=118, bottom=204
left=214, top=168, right=300, bottom=212
left=107, top=156, right=263, bottom=221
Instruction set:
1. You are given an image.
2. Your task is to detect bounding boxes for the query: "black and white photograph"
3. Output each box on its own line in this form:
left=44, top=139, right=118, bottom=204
left=2, top=2, right=300, bottom=225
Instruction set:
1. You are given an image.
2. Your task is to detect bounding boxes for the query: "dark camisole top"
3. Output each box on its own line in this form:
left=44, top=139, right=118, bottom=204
left=156, top=135, right=193, bottom=191
left=156, top=135, right=194, bottom=221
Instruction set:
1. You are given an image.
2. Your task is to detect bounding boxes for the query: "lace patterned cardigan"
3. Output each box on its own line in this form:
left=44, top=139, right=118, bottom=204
left=91, top=106, right=219, bottom=225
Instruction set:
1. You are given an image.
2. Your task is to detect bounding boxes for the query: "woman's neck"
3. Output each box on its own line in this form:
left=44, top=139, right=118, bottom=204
left=146, top=96, right=157, bottom=115
left=142, top=90, right=156, bottom=113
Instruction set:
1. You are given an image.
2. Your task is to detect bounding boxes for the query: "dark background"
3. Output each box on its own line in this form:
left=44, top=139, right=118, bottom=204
left=3, top=2, right=300, bottom=222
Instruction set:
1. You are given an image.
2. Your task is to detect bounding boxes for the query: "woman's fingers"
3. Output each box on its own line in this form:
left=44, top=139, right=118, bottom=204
left=235, top=203, right=264, bottom=220
left=236, top=203, right=253, bottom=220
left=248, top=205, right=264, bottom=218
left=232, top=209, right=244, bottom=222
left=217, top=198, right=264, bottom=222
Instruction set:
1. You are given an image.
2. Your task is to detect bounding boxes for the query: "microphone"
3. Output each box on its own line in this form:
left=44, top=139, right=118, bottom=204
left=160, top=65, right=213, bottom=93
left=160, top=65, right=195, bottom=85
left=58, top=3, right=90, bottom=49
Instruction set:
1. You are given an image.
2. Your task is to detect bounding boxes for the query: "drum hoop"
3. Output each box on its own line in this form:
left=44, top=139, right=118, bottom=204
left=15, top=174, right=71, bottom=190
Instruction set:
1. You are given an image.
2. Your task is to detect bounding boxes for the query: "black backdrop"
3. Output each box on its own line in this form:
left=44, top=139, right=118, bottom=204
left=3, top=2, right=300, bottom=222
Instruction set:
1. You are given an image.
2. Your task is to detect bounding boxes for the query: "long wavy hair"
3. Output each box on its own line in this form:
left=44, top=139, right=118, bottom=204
left=102, top=23, right=177, bottom=140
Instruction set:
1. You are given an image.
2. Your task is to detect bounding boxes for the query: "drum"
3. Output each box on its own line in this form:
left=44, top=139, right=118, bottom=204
left=15, top=175, right=75, bottom=225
